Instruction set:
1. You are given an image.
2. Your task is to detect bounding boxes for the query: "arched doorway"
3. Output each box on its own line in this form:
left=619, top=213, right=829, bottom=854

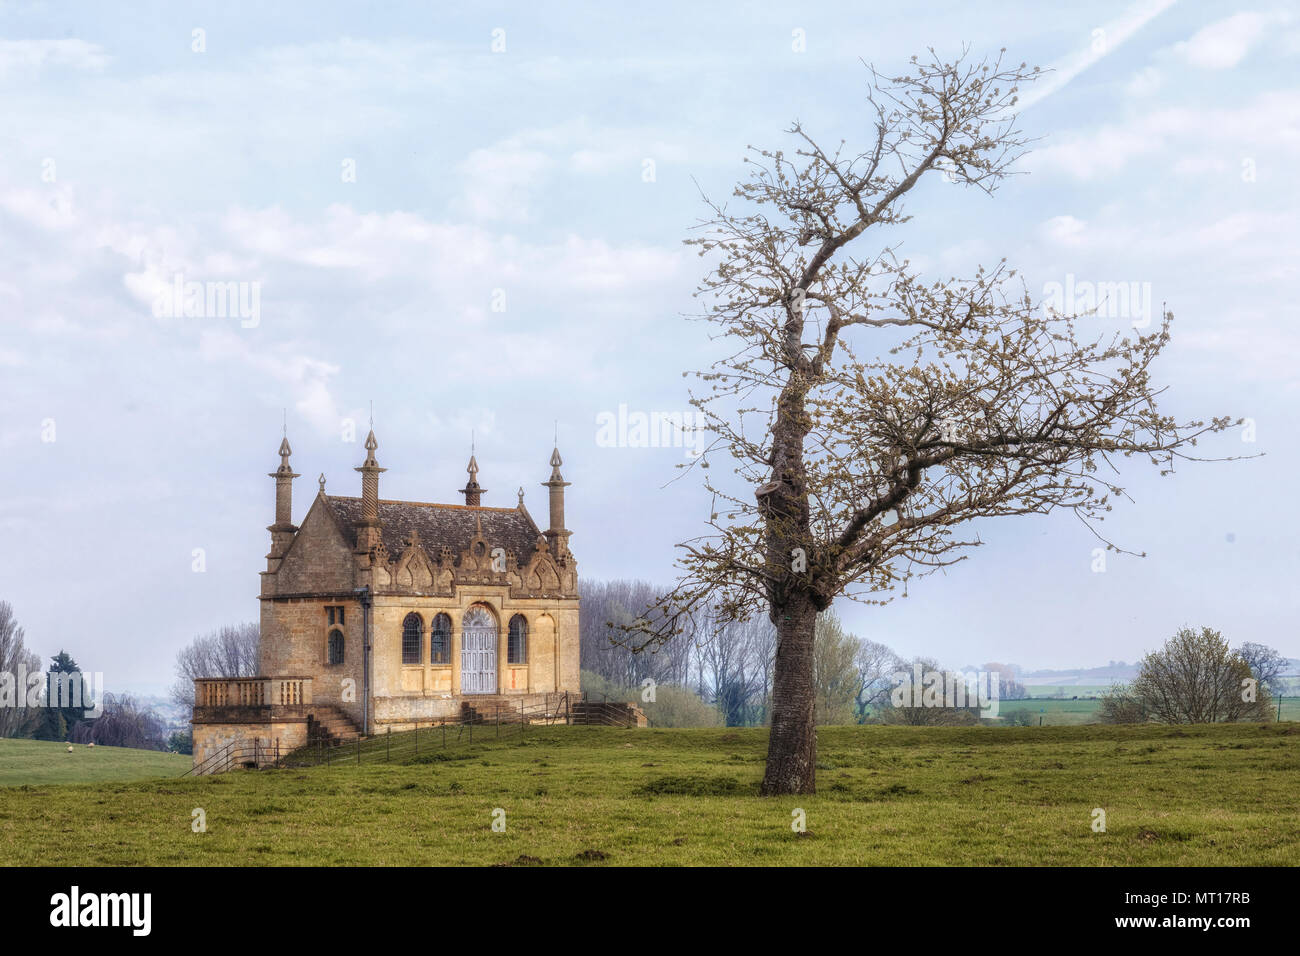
left=461, top=605, right=497, bottom=694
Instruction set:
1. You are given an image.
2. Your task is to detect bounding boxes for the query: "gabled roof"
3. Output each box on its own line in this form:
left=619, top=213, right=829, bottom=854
left=323, top=496, right=542, bottom=559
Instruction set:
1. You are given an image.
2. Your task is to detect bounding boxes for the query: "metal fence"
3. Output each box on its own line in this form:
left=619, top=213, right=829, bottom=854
left=184, top=691, right=646, bottom=776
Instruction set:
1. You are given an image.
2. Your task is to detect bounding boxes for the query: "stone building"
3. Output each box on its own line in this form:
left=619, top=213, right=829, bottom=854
left=191, top=429, right=580, bottom=769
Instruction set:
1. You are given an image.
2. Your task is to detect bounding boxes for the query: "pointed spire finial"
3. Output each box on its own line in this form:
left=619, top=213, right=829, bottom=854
left=357, top=424, right=383, bottom=473
left=318, top=473, right=326, bottom=493
left=517, top=486, right=524, bottom=507
left=274, top=429, right=295, bottom=477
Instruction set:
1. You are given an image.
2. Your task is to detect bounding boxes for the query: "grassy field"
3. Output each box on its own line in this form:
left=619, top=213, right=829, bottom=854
left=1000, top=696, right=1300, bottom=725
left=0, top=738, right=187, bottom=787
left=999, top=698, right=1104, bottom=726
left=0, top=722, right=1296, bottom=866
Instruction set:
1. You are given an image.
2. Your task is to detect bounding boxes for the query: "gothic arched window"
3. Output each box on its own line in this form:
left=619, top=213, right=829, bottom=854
left=327, top=629, right=345, bottom=665
left=431, top=613, right=451, bottom=665
left=401, top=613, right=422, bottom=665
left=508, top=614, right=528, bottom=665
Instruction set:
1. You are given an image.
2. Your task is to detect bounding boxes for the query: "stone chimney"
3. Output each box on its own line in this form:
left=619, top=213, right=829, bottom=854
left=266, top=436, right=299, bottom=568
left=541, top=445, right=571, bottom=556
left=354, top=429, right=385, bottom=551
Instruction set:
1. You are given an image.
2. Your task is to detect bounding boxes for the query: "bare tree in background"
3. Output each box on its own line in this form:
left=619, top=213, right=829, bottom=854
left=1234, top=642, right=1287, bottom=697
left=0, top=601, right=42, bottom=738
left=981, top=661, right=1028, bottom=700
left=853, top=637, right=902, bottom=721
left=623, top=49, right=1241, bottom=793
left=169, top=623, right=259, bottom=710
left=72, top=693, right=169, bottom=750
left=698, top=613, right=771, bottom=725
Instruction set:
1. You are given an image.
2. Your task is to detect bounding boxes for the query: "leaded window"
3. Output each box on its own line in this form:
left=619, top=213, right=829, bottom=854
left=431, top=613, right=451, bottom=665
left=401, top=613, right=422, bottom=665
left=508, top=614, right=527, bottom=665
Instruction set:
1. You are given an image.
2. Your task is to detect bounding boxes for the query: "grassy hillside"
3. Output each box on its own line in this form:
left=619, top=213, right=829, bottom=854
left=0, top=738, right=186, bottom=787
left=0, top=723, right=1295, bottom=866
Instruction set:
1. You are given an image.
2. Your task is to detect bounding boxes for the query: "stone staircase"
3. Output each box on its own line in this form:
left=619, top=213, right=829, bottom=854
left=569, top=700, right=648, bottom=727
left=460, top=692, right=572, bottom=725
left=307, top=704, right=362, bottom=746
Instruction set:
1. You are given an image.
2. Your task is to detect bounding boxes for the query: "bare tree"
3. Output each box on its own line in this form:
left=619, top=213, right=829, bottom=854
left=72, top=693, right=169, bottom=750
left=982, top=661, right=1028, bottom=700
left=698, top=613, right=771, bottom=725
left=1097, top=682, right=1149, bottom=724
left=1129, top=627, right=1270, bottom=724
left=581, top=579, right=703, bottom=691
left=169, top=623, right=259, bottom=710
left=0, top=601, right=42, bottom=738
left=853, top=637, right=902, bottom=720
left=1234, top=642, right=1287, bottom=697
left=623, top=49, right=1240, bottom=793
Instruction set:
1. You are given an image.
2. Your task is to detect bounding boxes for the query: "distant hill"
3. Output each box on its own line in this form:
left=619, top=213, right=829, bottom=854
left=1020, top=663, right=1139, bottom=686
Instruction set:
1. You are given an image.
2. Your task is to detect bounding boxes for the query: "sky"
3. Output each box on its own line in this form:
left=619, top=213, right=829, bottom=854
left=0, top=0, right=1297, bottom=693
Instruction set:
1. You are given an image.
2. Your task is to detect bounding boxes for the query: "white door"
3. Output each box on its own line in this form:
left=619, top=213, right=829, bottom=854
left=461, top=607, right=497, bottom=694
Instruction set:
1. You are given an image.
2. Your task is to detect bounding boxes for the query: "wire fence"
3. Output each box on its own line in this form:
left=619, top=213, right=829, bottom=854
left=185, top=691, right=645, bottom=776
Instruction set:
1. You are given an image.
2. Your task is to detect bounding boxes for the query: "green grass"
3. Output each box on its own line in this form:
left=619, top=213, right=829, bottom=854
left=1000, top=698, right=1105, bottom=725
left=1001, top=696, right=1300, bottom=725
left=1, top=723, right=1296, bottom=866
left=0, top=738, right=187, bottom=787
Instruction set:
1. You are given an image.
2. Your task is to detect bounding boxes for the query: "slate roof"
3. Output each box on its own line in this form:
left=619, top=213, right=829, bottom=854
left=325, top=496, right=542, bottom=559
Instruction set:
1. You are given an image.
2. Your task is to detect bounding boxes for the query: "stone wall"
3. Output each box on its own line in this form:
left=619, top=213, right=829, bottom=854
left=191, top=717, right=309, bottom=772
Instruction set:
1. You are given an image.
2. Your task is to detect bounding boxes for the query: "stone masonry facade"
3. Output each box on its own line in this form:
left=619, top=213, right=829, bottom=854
left=190, top=429, right=580, bottom=770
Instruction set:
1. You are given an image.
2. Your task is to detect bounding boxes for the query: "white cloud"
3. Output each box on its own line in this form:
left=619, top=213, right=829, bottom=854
left=1126, top=65, right=1163, bottom=97
left=1040, top=215, right=1089, bottom=246
left=1029, top=89, right=1300, bottom=180
left=1174, top=12, right=1276, bottom=69
left=0, top=38, right=109, bottom=75
left=455, top=144, right=551, bottom=222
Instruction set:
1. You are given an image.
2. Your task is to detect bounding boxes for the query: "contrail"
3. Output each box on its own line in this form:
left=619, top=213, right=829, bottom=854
left=1019, top=0, right=1178, bottom=110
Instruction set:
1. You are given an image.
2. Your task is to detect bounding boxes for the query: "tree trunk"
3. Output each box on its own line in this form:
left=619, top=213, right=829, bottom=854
left=760, top=592, right=818, bottom=795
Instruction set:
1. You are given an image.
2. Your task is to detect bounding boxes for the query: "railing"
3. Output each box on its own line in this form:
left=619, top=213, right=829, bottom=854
left=194, top=677, right=312, bottom=709
left=184, top=738, right=286, bottom=776
left=281, top=691, right=579, bottom=769
left=182, top=689, right=652, bottom=776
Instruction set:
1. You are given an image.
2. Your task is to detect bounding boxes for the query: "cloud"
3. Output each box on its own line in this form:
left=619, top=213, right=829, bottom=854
left=455, top=144, right=552, bottom=222
left=1173, top=12, right=1278, bottom=69
left=0, top=38, right=109, bottom=75
left=1125, top=65, right=1163, bottom=97
left=198, top=330, right=343, bottom=434
left=1028, top=89, right=1300, bottom=180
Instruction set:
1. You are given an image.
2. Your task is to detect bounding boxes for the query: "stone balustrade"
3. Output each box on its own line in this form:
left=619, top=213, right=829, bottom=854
left=192, top=677, right=313, bottom=719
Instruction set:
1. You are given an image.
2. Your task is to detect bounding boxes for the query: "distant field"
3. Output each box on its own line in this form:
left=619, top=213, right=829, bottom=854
left=1, top=723, right=1296, bottom=866
left=999, top=697, right=1102, bottom=726
left=999, top=695, right=1300, bottom=725
left=0, top=738, right=186, bottom=787
left=1018, top=684, right=1113, bottom=697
